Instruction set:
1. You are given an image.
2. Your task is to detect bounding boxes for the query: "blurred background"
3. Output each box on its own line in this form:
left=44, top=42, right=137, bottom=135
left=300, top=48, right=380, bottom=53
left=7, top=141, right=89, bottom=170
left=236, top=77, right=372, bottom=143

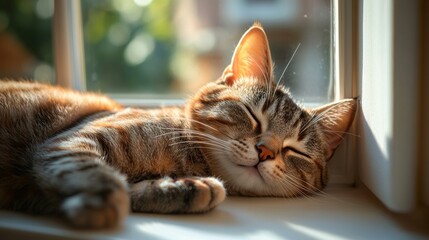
left=0, top=0, right=332, bottom=103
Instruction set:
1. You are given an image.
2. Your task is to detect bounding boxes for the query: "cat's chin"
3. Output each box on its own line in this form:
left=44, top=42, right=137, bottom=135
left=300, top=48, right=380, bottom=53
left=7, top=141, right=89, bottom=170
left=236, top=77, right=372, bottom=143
left=238, top=164, right=262, bottom=178
left=235, top=163, right=271, bottom=189
left=211, top=154, right=268, bottom=194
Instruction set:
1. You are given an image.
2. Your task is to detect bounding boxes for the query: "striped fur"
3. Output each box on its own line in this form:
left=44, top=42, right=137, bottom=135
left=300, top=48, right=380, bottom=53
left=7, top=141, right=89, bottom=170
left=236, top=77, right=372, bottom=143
left=0, top=24, right=356, bottom=228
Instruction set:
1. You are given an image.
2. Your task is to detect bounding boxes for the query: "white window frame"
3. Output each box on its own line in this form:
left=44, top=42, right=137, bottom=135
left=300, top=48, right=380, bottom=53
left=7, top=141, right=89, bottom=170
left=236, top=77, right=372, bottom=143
left=54, top=0, right=86, bottom=91
left=357, top=0, right=423, bottom=213
left=328, top=0, right=357, bottom=185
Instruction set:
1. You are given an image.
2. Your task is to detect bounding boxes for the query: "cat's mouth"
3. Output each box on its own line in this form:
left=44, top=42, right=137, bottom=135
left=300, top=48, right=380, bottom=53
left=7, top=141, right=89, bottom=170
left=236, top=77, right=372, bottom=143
left=238, top=163, right=264, bottom=179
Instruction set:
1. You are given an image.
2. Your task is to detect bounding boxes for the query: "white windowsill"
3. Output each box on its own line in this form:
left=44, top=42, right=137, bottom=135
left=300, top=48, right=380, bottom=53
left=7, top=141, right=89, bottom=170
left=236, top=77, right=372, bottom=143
left=1, top=186, right=428, bottom=239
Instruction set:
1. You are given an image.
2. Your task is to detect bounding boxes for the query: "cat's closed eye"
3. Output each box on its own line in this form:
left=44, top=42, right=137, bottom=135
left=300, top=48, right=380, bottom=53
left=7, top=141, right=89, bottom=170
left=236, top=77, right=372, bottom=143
left=242, top=104, right=262, bottom=134
left=0, top=22, right=357, bottom=230
left=288, top=155, right=314, bottom=173
left=283, top=146, right=312, bottom=159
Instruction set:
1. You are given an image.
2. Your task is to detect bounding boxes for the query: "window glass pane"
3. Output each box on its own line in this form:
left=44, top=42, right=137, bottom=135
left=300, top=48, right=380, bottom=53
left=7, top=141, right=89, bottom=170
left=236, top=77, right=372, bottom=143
left=0, top=0, right=55, bottom=84
left=82, top=0, right=332, bottom=103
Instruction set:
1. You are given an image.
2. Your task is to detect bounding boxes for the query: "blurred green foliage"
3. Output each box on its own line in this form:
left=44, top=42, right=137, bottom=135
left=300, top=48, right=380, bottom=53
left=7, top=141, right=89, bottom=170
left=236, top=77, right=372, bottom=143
left=0, top=0, right=53, bottom=78
left=0, top=0, right=332, bottom=102
left=82, top=0, right=176, bottom=94
left=0, top=0, right=176, bottom=93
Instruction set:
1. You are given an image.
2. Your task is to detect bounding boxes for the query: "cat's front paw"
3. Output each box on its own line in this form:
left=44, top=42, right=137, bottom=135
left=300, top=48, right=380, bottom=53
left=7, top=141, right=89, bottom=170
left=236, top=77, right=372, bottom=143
left=130, top=176, right=226, bottom=213
left=61, top=187, right=129, bottom=228
left=182, top=177, right=226, bottom=213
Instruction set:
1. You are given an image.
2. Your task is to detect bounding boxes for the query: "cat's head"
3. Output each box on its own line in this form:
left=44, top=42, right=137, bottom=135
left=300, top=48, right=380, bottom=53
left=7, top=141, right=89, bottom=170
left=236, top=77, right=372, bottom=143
left=187, top=23, right=357, bottom=197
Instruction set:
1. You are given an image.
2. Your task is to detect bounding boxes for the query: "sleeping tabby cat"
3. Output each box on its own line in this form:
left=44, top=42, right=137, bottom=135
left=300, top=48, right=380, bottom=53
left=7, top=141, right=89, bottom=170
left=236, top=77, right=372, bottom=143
left=0, top=23, right=356, bottom=228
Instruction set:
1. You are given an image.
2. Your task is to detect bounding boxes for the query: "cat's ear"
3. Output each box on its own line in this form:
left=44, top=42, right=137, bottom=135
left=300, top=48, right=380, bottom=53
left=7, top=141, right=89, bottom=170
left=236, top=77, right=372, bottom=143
left=222, top=22, right=273, bottom=86
left=311, top=98, right=357, bottom=158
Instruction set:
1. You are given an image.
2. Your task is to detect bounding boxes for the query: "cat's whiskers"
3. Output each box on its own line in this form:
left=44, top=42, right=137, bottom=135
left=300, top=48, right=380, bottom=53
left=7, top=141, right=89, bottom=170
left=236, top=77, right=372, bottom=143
left=281, top=174, right=308, bottom=198
left=300, top=100, right=353, bottom=135
left=170, top=141, right=230, bottom=152
left=270, top=168, right=343, bottom=202
left=157, top=128, right=229, bottom=143
left=176, top=146, right=227, bottom=153
left=267, top=167, right=301, bottom=198
left=160, top=128, right=231, bottom=151
left=153, top=116, right=234, bottom=140
left=274, top=177, right=300, bottom=199
left=272, top=42, right=301, bottom=102
left=280, top=174, right=315, bottom=199
left=170, top=131, right=228, bottom=146
left=289, top=176, right=316, bottom=198
left=170, top=140, right=230, bottom=152
left=273, top=169, right=308, bottom=196
left=272, top=172, right=295, bottom=197
left=299, top=109, right=328, bottom=136
left=319, top=129, right=360, bottom=138
left=283, top=174, right=332, bottom=200
left=300, top=115, right=333, bottom=141
left=299, top=110, right=317, bottom=133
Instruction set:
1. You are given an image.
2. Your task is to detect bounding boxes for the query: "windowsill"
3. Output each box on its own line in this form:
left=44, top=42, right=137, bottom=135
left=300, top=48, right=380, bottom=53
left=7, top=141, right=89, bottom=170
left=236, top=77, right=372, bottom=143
left=1, top=186, right=428, bottom=239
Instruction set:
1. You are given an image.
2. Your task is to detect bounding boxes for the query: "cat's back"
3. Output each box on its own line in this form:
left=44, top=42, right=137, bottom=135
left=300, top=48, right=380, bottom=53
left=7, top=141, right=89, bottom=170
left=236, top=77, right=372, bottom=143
left=0, top=80, right=122, bottom=149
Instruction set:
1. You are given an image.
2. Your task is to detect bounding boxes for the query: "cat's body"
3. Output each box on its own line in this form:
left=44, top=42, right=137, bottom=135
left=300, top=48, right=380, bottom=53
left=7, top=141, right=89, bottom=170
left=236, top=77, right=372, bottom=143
left=1, top=82, right=223, bottom=227
left=0, top=24, right=357, bottom=228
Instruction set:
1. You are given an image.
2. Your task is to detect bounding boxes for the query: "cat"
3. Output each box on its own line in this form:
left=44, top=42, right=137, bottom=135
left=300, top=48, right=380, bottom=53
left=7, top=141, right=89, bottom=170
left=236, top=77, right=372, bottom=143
left=0, top=23, right=356, bottom=228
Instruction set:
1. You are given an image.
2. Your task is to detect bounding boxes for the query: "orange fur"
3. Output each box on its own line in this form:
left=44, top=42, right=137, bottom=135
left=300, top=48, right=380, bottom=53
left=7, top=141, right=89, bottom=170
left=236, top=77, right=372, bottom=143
left=0, top=23, right=356, bottom=229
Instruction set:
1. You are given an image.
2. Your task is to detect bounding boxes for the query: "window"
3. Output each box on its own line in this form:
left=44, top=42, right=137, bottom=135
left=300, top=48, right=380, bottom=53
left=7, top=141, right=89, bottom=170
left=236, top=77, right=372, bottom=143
left=78, top=0, right=333, bottom=103
left=1, top=0, right=334, bottom=103
left=1, top=1, right=334, bottom=101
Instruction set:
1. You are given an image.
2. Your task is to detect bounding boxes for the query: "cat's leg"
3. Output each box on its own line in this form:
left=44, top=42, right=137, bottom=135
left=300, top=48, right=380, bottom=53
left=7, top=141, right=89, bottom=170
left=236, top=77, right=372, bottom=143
left=33, top=139, right=130, bottom=228
left=130, top=176, right=226, bottom=213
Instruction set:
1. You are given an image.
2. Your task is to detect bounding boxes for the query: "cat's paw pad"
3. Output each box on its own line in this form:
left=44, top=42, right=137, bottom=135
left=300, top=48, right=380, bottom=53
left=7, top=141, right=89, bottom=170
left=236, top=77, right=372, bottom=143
left=170, top=177, right=226, bottom=213
left=61, top=187, right=129, bottom=228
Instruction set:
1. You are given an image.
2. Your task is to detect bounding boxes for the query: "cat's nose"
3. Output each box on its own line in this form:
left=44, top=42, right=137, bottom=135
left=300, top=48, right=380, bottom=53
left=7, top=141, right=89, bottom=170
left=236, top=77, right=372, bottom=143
left=256, top=143, right=275, bottom=161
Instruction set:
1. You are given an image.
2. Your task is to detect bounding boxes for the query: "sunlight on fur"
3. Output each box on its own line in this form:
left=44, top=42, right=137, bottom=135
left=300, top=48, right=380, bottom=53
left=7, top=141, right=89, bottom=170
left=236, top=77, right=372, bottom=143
left=0, top=23, right=357, bottom=228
